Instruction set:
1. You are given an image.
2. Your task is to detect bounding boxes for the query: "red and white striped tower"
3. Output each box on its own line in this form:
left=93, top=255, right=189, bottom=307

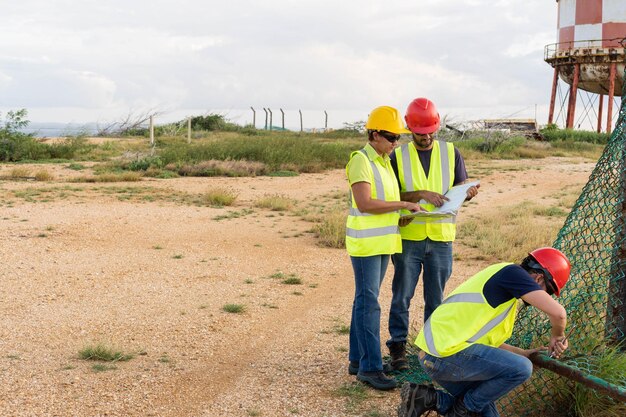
left=545, top=0, right=626, bottom=133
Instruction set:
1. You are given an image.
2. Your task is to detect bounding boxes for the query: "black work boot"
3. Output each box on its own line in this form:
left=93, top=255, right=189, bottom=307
left=356, top=371, right=397, bottom=391
left=397, top=382, right=437, bottom=417
left=388, top=341, right=409, bottom=371
left=445, top=399, right=481, bottom=417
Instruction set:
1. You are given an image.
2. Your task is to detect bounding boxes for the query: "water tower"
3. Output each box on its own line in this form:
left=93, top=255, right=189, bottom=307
left=545, top=0, right=626, bottom=133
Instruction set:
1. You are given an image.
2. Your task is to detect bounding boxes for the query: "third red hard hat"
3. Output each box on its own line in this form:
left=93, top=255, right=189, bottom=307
left=405, top=97, right=440, bottom=134
left=529, top=247, right=571, bottom=297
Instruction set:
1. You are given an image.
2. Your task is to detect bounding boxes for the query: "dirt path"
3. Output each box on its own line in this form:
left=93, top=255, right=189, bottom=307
left=0, top=157, right=595, bottom=416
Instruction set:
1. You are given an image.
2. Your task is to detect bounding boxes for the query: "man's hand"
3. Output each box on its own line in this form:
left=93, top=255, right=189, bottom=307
left=523, top=346, right=547, bottom=358
left=549, top=336, right=569, bottom=358
left=465, top=184, right=480, bottom=200
left=399, top=217, right=413, bottom=227
left=420, top=191, right=449, bottom=207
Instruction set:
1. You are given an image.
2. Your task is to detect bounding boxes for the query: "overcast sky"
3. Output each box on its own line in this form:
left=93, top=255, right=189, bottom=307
left=1, top=1, right=560, bottom=129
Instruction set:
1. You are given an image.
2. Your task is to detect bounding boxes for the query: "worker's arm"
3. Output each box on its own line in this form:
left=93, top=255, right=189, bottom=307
left=500, top=343, right=546, bottom=358
left=400, top=190, right=449, bottom=207
left=352, top=182, right=422, bottom=214
left=521, top=290, right=568, bottom=358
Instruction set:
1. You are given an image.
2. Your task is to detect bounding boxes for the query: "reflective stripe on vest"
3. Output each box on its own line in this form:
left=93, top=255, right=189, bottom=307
left=422, top=297, right=514, bottom=357
left=416, top=263, right=518, bottom=357
left=345, top=147, right=401, bottom=256
left=346, top=225, right=400, bottom=238
left=396, top=141, right=457, bottom=239
left=399, top=141, right=451, bottom=194
left=348, top=149, right=385, bottom=218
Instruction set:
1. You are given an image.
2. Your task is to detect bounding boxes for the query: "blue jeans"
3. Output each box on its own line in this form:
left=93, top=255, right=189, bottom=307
left=348, top=254, right=389, bottom=373
left=388, top=238, right=452, bottom=345
left=419, top=344, right=533, bottom=417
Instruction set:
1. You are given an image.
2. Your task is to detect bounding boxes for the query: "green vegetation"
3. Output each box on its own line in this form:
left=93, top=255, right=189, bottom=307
left=311, top=207, right=346, bottom=248
left=282, top=277, right=302, bottom=285
left=544, top=345, right=626, bottom=417
left=222, top=303, right=246, bottom=314
left=78, top=343, right=134, bottom=362
left=333, top=382, right=369, bottom=413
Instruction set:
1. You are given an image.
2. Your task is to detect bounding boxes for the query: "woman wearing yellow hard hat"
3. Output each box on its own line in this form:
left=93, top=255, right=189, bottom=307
left=346, top=106, right=422, bottom=390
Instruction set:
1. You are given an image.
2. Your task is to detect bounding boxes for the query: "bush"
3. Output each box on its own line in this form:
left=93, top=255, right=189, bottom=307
left=540, top=126, right=609, bottom=144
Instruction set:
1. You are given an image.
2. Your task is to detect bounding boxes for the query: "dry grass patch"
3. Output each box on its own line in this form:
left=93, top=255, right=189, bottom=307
left=34, top=170, right=54, bottom=181
left=200, top=187, right=238, bottom=207
left=70, top=172, right=143, bottom=183
left=10, top=167, right=31, bottom=178
left=174, top=160, right=268, bottom=177
left=458, top=201, right=567, bottom=262
left=312, top=208, right=346, bottom=248
left=254, top=193, right=294, bottom=211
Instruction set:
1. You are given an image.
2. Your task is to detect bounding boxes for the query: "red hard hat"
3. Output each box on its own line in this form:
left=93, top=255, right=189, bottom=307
left=529, top=247, right=571, bottom=297
left=405, top=98, right=441, bottom=134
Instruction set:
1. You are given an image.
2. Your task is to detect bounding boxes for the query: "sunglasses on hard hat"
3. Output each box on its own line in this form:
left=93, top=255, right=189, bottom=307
left=377, top=131, right=401, bottom=143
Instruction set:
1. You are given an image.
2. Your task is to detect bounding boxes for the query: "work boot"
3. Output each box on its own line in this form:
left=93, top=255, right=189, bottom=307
left=348, top=361, right=392, bottom=376
left=356, top=371, right=397, bottom=391
left=388, top=341, right=409, bottom=371
left=397, top=382, right=438, bottom=417
left=445, top=399, right=481, bottom=417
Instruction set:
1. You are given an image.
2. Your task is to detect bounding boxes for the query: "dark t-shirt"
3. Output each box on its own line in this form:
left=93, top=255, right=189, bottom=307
left=483, top=264, right=542, bottom=308
left=389, top=143, right=468, bottom=188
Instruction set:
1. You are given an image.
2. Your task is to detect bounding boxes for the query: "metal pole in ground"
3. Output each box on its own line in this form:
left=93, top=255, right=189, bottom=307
left=150, top=115, right=154, bottom=146
left=299, top=110, right=303, bottom=132
left=250, top=107, right=256, bottom=128
left=280, top=108, right=285, bottom=130
left=529, top=352, right=626, bottom=402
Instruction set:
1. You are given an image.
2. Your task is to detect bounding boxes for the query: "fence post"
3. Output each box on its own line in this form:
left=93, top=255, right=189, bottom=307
left=250, top=106, right=256, bottom=128
left=150, top=115, right=154, bottom=146
left=187, top=117, right=191, bottom=144
left=324, top=110, right=328, bottom=132
left=268, top=108, right=273, bottom=131
left=299, top=110, right=303, bottom=132
left=263, top=108, right=268, bottom=130
left=280, top=108, right=285, bottom=130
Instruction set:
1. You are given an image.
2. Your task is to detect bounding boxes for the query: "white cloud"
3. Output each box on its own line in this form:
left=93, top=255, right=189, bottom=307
left=0, top=0, right=569, bottom=126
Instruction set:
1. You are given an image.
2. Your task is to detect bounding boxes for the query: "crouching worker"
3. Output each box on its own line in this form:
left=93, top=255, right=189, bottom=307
left=397, top=247, right=571, bottom=417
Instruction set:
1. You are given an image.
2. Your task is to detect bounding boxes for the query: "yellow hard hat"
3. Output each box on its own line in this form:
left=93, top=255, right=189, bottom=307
left=365, top=106, right=411, bottom=134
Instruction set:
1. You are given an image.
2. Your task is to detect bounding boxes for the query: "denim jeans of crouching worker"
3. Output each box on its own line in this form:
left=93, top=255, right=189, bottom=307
left=419, top=343, right=533, bottom=417
left=388, top=238, right=452, bottom=345
left=349, top=254, right=389, bottom=373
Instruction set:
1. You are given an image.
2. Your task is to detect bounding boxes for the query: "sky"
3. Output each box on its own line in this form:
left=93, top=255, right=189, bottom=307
left=0, top=1, right=562, bottom=130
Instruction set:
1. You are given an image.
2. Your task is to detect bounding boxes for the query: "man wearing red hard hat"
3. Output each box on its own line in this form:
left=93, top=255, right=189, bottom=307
left=398, top=247, right=571, bottom=417
left=386, top=98, right=479, bottom=371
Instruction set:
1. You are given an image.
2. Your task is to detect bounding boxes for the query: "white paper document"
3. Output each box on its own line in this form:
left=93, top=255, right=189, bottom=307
left=400, top=181, right=480, bottom=221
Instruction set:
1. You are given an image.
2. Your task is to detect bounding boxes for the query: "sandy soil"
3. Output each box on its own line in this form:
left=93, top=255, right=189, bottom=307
left=0, top=156, right=595, bottom=417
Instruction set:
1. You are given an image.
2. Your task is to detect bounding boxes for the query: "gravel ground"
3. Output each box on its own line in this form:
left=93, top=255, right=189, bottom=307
left=0, top=157, right=594, bottom=416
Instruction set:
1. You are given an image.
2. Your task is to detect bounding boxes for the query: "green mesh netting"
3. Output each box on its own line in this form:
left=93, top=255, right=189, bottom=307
left=399, top=69, right=626, bottom=416
left=498, top=70, right=626, bottom=416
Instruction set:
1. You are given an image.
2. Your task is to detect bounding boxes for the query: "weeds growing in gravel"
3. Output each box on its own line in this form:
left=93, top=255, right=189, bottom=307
left=222, top=303, right=246, bottom=314
left=78, top=343, right=134, bottom=362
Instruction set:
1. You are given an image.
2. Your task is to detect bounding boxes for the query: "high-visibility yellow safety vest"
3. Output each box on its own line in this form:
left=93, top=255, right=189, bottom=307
left=394, top=140, right=456, bottom=242
left=345, top=146, right=402, bottom=257
left=415, top=263, right=518, bottom=357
